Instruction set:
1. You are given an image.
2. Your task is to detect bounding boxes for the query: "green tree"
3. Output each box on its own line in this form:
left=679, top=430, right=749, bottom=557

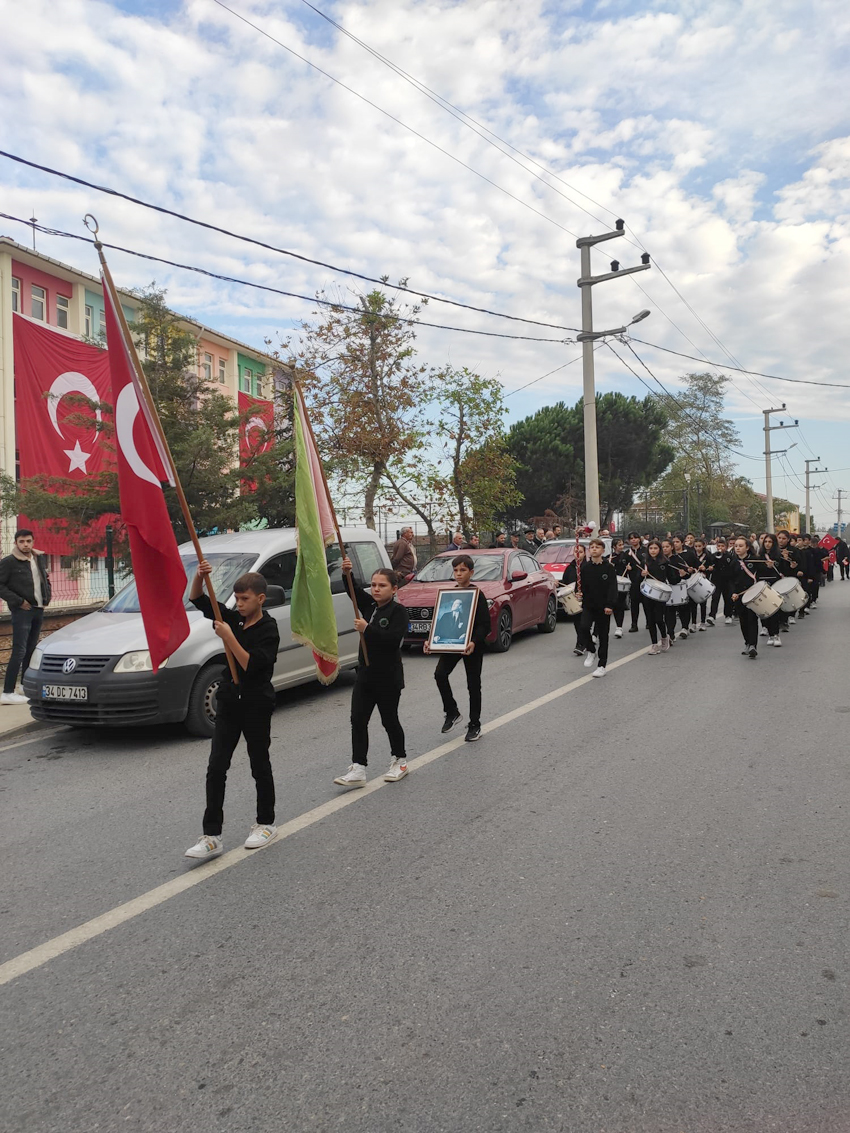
left=506, top=402, right=579, bottom=518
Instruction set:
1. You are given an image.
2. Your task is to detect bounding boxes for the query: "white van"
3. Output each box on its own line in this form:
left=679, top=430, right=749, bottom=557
left=23, top=527, right=390, bottom=737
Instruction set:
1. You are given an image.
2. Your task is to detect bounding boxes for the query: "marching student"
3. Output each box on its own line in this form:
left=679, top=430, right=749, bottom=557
left=668, top=535, right=697, bottom=638
left=692, top=537, right=711, bottom=630
left=835, top=534, right=850, bottom=580
left=561, top=543, right=587, bottom=655
left=640, top=539, right=676, bottom=654
left=776, top=529, right=806, bottom=625
left=796, top=534, right=816, bottom=614
left=810, top=537, right=829, bottom=606
left=707, top=536, right=734, bottom=625
left=425, top=554, right=490, bottom=743
left=754, top=534, right=784, bottom=646
left=578, top=537, right=617, bottom=677
left=660, top=538, right=680, bottom=643
left=729, top=536, right=778, bottom=659
left=333, top=560, right=410, bottom=788
left=610, top=536, right=631, bottom=638
left=626, top=531, right=646, bottom=633
left=185, top=562, right=280, bottom=860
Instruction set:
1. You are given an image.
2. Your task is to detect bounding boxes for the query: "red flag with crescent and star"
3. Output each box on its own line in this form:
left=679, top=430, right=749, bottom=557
left=102, top=280, right=189, bottom=671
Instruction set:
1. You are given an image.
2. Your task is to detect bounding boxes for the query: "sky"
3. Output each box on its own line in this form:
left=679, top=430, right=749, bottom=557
left=1, top=0, right=849, bottom=526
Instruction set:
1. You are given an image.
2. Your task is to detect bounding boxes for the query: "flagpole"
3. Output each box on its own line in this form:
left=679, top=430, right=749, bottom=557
left=293, top=378, right=368, bottom=665
left=90, top=226, right=239, bottom=684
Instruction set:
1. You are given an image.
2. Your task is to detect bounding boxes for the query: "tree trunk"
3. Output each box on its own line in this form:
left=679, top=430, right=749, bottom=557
left=382, top=468, right=439, bottom=559
left=452, top=404, right=470, bottom=539
left=363, top=461, right=384, bottom=531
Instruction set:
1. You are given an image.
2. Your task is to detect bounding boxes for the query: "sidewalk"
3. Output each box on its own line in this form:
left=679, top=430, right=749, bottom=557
left=0, top=700, right=47, bottom=743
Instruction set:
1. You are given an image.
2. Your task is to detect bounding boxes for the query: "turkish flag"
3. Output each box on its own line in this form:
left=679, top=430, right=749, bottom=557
left=103, top=280, right=189, bottom=671
left=238, top=391, right=274, bottom=464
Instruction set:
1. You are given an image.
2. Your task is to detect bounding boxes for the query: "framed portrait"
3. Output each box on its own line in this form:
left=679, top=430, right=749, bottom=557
left=427, top=587, right=479, bottom=654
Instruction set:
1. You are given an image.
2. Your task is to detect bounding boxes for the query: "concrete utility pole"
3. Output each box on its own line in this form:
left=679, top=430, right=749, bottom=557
left=833, top=489, right=845, bottom=534
left=763, top=405, right=797, bottom=534
left=576, top=220, right=651, bottom=528
left=804, top=459, right=826, bottom=535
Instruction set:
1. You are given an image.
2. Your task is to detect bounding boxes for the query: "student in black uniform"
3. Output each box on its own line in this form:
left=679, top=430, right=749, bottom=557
left=692, top=537, right=711, bottom=630
left=729, top=535, right=778, bottom=659
left=610, top=537, right=631, bottom=639
left=754, top=534, right=784, bottom=647
left=707, top=536, right=733, bottom=625
left=185, top=563, right=281, bottom=860
left=334, top=561, right=410, bottom=787
left=626, top=532, right=646, bottom=632
left=426, top=554, right=491, bottom=743
left=579, top=538, right=617, bottom=677
left=669, top=534, right=697, bottom=638
left=561, top=543, right=587, bottom=655
left=810, top=538, right=829, bottom=607
left=835, top=536, right=850, bottom=580
left=775, top=529, right=803, bottom=627
left=660, top=538, right=680, bottom=644
left=640, top=539, right=676, bottom=654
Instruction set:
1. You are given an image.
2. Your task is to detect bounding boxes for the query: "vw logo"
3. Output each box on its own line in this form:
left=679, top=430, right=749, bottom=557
left=420, top=608, right=430, bottom=619
left=62, top=657, right=77, bottom=674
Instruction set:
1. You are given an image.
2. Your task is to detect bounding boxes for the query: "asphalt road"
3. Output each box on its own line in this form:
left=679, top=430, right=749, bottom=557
left=1, top=587, right=848, bottom=1132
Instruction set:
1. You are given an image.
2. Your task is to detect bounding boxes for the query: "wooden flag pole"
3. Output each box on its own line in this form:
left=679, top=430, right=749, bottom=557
left=91, top=227, right=239, bottom=684
left=293, top=378, right=368, bottom=665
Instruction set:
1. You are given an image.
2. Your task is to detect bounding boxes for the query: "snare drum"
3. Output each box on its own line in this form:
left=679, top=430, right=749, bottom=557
left=772, top=576, right=808, bottom=612
left=616, top=574, right=632, bottom=593
left=557, top=583, right=582, bottom=616
left=742, top=580, right=782, bottom=619
left=669, top=582, right=690, bottom=606
left=685, top=573, right=715, bottom=604
left=640, top=578, right=672, bottom=604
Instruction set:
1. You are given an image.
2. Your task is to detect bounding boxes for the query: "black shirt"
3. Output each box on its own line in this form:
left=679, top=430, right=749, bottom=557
left=579, top=559, right=618, bottom=609
left=191, top=595, right=279, bottom=705
left=357, top=592, right=406, bottom=688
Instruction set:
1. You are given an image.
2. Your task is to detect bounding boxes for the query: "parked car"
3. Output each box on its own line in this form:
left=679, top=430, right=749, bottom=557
left=533, top=537, right=615, bottom=581
left=397, top=548, right=558, bottom=652
left=23, top=527, right=390, bottom=738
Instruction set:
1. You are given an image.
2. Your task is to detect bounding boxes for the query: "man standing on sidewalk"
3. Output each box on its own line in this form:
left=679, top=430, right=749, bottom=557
left=390, top=527, right=417, bottom=582
left=0, top=529, right=51, bottom=705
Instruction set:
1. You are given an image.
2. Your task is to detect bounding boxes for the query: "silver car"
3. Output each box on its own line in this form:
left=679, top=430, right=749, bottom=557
left=23, top=527, right=390, bottom=737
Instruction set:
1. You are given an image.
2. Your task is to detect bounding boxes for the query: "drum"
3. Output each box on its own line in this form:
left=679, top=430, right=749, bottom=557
left=669, top=582, right=690, bottom=606
left=640, top=578, right=672, bottom=603
left=616, top=574, right=632, bottom=593
left=686, top=573, right=715, bottom=603
left=772, top=575, right=808, bottom=612
left=742, top=580, right=782, bottom=619
left=557, top=583, right=582, bottom=616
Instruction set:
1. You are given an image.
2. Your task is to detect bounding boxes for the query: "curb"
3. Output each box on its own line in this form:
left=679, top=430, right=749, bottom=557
left=0, top=718, right=54, bottom=745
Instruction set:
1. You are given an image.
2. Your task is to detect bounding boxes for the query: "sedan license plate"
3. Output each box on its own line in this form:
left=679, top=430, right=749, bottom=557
left=42, top=684, right=88, bottom=701
left=408, top=620, right=431, bottom=634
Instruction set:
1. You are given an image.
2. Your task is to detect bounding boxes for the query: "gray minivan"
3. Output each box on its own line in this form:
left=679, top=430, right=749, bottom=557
left=23, top=527, right=390, bottom=737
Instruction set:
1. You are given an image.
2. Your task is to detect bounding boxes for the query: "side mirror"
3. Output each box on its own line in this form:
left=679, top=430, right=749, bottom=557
left=405, top=572, right=415, bottom=582
left=265, top=584, right=286, bottom=609
left=511, top=570, right=528, bottom=582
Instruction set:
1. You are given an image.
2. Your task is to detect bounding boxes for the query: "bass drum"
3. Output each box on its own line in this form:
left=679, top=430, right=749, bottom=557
left=686, top=573, right=715, bottom=604
left=772, top=575, right=808, bottom=612
left=669, top=582, right=690, bottom=606
left=640, top=578, right=672, bottom=603
left=742, top=580, right=782, bottom=619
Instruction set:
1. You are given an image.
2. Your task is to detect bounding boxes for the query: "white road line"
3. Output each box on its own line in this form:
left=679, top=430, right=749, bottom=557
left=0, top=645, right=648, bottom=987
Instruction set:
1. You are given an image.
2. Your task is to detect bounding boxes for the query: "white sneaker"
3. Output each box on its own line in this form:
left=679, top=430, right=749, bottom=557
left=384, top=757, right=409, bottom=782
left=677, top=630, right=688, bottom=640
left=699, top=623, right=707, bottom=631
left=759, top=625, right=768, bottom=636
left=706, top=616, right=715, bottom=626
left=334, top=763, right=367, bottom=787
left=788, top=616, right=796, bottom=625
left=0, top=692, right=27, bottom=705
left=592, top=666, right=606, bottom=678
left=766, top=635, right=774, bottom=646
left=773, top=637, right=782, bottom=647
left=810, top=603, right=818, bottom=610
left=689, top=624, right=697, bottom=634
left=614, top=628, right=623, bottom=638
left=725, top=617, right=733, bottom=625
left=244, top=823, right=278, bottom=849
left=184, top=834, right=223, bottom=860
left=583, top=653, right=596, bottom=668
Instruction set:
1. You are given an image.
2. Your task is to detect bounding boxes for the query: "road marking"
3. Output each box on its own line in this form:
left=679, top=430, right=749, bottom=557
left=0, top=727, right=65, bottom=753
left=0, top=644, right=648, bottom=987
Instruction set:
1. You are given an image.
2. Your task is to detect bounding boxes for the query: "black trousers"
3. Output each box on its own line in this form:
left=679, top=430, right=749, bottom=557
left=613, top=590, right=629, bottom=628
left=667, top=601, right=690, bottom=633
left=811, top=579, right=821, bottom=604
left=203, top=698, right=275, bottom=836
left=351, top=674, right=405, bottom=766
left=4, top=606, right=44, bottom=693
left=709, top=581, right=733, bottom=619
left=692, top=599, right=707, bottom=624
left=840, top=561, right=849, bottom=580
left=566, top=613, right=582, bottom=648
left=629, top=579, right=643, bottom=628
left=642, top=598, right=668, bottom=644
left=435, top=649, right=483, bottom=727
left=579, top=606, right=611, bottom=666
left=737, top=602, right=759, bottom=648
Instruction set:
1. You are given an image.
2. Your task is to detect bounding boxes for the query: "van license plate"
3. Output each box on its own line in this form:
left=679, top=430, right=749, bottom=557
left=42, top=685, right=88, bottom=701
left=408, top=621, right=431, bottom=633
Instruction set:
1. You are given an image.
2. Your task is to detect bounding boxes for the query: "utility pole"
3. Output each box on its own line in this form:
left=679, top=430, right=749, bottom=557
left=804, top=459, right=826, bottom=535
left=834, top=489, right=845, bottom=535
left=763, top=405, right=797, bottom=534
left=696, top=482, right=703, bottom=535
left=576, top=220, right=651, bottom=528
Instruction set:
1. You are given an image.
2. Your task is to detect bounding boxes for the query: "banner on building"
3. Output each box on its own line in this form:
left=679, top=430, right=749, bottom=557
left=238, top=390, right=275, bottom=467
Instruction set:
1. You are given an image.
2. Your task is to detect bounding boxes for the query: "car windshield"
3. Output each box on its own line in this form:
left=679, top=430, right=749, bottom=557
left=535, top=542, right=575, bottom=564
left=416, top=555, right=505, bottom=582
left=102, top=552, right=257, bottom=613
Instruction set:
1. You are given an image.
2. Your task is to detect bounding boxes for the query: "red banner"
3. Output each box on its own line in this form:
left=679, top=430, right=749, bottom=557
left=238, top=390, right=274, bottom=466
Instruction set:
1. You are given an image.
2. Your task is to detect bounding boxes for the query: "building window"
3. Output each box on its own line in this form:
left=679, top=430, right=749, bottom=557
left=99, top=308, right=107, bottom=336
left=11, top=277, right=20, bottom=312
left=218, top=358, right=226, bottom=384
left=84, top=305, right=93, bottom=337
left=202, top=352, right=212, bottom=381
left=31, top=285, right=46, bottom=321
left=56, top=294, right=70, bottom=329
left=241, top=367, right=253, bottom=393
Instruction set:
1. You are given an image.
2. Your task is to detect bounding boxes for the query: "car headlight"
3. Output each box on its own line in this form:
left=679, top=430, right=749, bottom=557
left=30, top=647, right=44, bottom=670
left=113, top=651, right=168, bottom=674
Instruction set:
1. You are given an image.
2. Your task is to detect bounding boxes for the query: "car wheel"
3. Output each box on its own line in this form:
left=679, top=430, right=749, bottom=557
left=491, top=607, right=513, bottom=652
left=537, top=594, right=558, bottom=633
left=184, top=661, right=221, bottom=738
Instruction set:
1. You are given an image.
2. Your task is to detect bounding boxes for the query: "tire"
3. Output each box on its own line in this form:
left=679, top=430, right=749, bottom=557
left=184, top=661, right=222, bottom=739
left=537, top=594, right=558, bottom=633
left=491, top=606, right=513, bottom=653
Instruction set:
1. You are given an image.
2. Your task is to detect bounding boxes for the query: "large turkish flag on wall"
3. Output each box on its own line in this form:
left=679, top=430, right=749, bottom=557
left=14, top=314, right=115, bottom=482
left=238, top=390, right=274, bottom=466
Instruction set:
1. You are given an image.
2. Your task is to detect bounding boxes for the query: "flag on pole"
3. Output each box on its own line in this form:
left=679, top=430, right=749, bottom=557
left=290, top=386, right=340, bottom=684
left=102, top=279, right=190, bottom=671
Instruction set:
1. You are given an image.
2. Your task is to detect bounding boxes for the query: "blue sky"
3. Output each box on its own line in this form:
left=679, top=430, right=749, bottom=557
left=1, top=0, right=848, bottom=525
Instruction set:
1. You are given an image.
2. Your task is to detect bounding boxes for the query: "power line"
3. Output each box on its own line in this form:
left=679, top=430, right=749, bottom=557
left=209, top=0, right=580, bottom=239
left=0, top=150, right=579, bottom=334
left=628, top=336, right=850, bottom=389
left=504, top=351, right=592, bottom=398
left=0, top=212, right=571, bottom=344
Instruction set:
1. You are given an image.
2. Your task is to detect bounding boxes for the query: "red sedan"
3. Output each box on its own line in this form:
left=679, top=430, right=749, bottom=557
left=398, top=549, right=558, bottom=652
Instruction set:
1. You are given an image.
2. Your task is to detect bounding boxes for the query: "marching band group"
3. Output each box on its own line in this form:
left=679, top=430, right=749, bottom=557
left=558, top=528, right=832, bottom=673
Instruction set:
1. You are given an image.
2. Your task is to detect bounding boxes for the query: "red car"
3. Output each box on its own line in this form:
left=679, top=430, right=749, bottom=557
left=398, top=548, right=558, bottom=652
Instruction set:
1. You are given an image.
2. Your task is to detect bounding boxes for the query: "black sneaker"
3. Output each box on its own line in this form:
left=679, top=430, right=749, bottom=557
left=748, top=646, right=758, bottom=659
left=441, top=711, right=462, bottom=734
left=628, top=626, right=639, bottom=633
left=465, top=725, right=482, bottom=743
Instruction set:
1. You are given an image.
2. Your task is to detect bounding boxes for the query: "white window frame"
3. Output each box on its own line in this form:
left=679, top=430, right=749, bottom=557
left=56, top=294, right=70, bottom=329
left=11, top=276, right=20, bottom=313
left=84, top=305, right=93, bottom=337
left=31, top=284, right=46, bottom=321
left=98, top=308, right=106, bottom=336
left=202, top=352, right=212, bottom=381
left=218, top=358, right=226, bottom=384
